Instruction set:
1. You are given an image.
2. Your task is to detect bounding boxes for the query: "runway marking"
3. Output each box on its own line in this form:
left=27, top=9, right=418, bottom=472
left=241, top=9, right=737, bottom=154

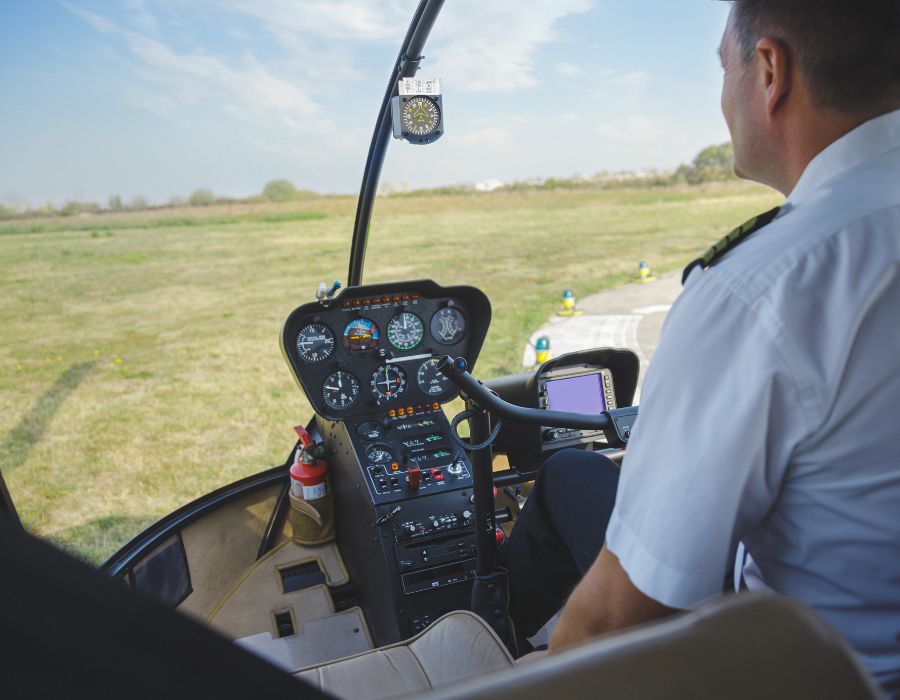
left=631, top=304, right=672, bottom=315
left=522, top=314, right=646, bottom=368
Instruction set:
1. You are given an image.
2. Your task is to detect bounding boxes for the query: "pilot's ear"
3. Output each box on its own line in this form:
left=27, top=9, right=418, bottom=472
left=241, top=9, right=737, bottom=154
left=754, top=36, right=792, bottom=118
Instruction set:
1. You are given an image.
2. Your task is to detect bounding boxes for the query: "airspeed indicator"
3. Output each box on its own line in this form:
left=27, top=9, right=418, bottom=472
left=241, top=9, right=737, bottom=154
left=296, top=322, right=335, bottom=363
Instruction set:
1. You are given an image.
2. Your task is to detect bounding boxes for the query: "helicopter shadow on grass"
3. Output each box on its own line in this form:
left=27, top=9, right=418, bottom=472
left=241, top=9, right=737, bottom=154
left=1, top=360, right=96, bottom=475
left=49, top=514, right=160, bottom=564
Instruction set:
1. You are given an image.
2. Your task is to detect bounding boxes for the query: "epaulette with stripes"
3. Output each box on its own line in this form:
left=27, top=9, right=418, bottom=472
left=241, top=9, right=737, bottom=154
left=682, top=206, right=781, bottom=285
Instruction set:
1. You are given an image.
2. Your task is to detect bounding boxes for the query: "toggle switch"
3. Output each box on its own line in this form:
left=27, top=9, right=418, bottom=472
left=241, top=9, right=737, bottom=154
left=407, top=465, right=421, bottom=492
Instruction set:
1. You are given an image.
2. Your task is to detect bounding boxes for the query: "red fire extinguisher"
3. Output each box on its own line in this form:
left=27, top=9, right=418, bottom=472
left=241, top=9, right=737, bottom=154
left=290, top=425, right=327, bottom=500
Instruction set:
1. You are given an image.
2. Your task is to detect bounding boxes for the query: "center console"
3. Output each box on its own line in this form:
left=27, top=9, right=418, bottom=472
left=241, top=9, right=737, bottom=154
left=281, top=280, right=491, bottom=643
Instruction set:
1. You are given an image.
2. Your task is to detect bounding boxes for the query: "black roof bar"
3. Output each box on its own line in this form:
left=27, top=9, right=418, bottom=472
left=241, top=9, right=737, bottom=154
left=347, top=0, right=445, bottom=287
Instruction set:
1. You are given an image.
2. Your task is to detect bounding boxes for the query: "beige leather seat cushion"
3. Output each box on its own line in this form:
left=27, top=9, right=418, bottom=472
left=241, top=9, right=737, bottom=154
left=295, top=610, right=514, bottom=699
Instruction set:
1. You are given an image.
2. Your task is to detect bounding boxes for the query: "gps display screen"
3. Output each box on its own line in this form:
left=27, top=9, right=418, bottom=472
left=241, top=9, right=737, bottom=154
left=544, top=373, right=606, bottom=415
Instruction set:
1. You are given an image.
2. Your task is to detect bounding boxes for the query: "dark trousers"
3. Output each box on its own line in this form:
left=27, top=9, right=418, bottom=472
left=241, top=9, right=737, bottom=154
left=505, top=448, right=621, bottom=639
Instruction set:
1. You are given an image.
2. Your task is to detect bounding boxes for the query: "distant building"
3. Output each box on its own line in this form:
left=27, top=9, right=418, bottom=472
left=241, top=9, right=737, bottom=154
left=475, top=179, right=503, bottom=192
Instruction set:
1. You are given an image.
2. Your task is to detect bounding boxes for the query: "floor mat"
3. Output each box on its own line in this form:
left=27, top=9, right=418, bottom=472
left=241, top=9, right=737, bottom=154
left=208, top=540, right=359, bottom=639
left=236, top=607, right=370, bottom=672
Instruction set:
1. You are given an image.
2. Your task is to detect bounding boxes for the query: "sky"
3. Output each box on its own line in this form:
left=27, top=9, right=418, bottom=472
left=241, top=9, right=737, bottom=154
left=0, top=0, right=733, bottom=208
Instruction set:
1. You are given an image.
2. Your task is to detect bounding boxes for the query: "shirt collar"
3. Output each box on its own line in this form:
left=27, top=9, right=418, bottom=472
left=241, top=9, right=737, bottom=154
left=787, top=108, right=900, bottom=206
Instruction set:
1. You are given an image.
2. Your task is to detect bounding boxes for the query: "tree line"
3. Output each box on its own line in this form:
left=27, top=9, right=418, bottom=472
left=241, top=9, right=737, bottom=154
left=1, top=143, right=736, bottom=220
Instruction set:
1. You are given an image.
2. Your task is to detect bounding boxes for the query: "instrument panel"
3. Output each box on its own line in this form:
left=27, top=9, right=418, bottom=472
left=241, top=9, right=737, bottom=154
left=281, top=280, right=491, bottom=420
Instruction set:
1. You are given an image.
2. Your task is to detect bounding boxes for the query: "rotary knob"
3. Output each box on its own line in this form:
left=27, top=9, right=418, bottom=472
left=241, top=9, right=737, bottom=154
left=462, top=510, right=472, bottom=520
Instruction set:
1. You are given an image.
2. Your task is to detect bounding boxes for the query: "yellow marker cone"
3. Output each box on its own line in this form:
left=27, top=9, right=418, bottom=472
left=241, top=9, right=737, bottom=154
left=636, top=261, right=656, bottom=283
left=557, top=288, right=583, bottom=316
left=535, top=335, right=551, bottom=364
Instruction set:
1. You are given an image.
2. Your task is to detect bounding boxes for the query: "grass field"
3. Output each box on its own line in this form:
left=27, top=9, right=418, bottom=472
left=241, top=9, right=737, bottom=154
left=1, top=183, right=780, bottom=563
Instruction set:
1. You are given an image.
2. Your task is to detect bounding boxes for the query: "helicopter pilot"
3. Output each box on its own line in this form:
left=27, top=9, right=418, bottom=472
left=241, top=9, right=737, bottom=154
left=505, top=2, right=900, bottom=696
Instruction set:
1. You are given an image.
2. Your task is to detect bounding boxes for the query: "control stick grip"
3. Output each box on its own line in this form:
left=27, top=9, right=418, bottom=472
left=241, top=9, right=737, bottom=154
left=437, top=355, right=615, bottom=432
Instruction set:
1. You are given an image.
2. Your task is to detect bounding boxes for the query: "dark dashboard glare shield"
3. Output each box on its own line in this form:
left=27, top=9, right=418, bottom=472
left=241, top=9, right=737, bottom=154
left=545, top=373, right=607, bottom=415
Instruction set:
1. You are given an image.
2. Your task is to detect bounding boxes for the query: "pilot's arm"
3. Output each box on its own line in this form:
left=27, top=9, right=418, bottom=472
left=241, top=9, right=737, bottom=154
left=549, top=268, right=809, bottom=651
left=550, top=545, right=674, bottom=650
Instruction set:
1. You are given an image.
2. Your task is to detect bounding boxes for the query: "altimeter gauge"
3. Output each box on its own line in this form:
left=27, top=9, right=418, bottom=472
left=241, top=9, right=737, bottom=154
left=295, top=322, right=335, bottom=363
left=387, top=312, right=424, bottom=351
left=322, top=370, right=360, bottom=410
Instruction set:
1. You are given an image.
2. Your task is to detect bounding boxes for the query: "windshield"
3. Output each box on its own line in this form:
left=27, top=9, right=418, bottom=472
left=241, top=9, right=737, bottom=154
left=0, top=1, right=778, bottom=564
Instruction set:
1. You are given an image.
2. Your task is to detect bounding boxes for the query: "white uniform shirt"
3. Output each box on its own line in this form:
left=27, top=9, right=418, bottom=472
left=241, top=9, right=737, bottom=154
left=606, top=109, right=900, bottom=689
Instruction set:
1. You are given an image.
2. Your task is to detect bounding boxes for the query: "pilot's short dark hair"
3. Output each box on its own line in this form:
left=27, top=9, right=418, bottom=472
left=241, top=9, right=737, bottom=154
left=729, top=0, right=900, bottom=113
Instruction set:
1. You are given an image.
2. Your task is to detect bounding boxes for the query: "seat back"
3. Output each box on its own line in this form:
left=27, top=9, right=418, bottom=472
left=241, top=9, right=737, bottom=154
left=430, top=594, right=883, bottom=700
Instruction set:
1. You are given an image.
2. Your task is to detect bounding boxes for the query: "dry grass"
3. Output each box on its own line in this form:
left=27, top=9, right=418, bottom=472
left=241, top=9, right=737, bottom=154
left=0, top=183, right=780, bottom=563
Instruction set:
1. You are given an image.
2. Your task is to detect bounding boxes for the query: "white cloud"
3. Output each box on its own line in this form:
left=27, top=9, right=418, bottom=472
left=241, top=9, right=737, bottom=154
left=226, top=0, right=405, bottom=42
left=555, top=61, right=584, bottom=77
left=63, top=1, right=115, bottom=33
left=591, top=70, right=651, bottom=101
left=457, top=127, right=516, bottom=150
left=595, top=115, right=663, bottom=143
left=221, top=0, right=597, bottom=93
left=426, top=0, right=596, bottom=92
left=64, top=3, right=324, bottom=134
left=123, top=0, right=158, bottom=33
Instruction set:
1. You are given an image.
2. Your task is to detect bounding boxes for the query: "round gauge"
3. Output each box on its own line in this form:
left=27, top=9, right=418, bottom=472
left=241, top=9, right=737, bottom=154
left=342, top=318, right=380, bottom=352
left=401, top=96, right=441, bottom=136
left=370, top=364, right=407, bottom=402
left=430, top=307, right=467, bottom=345
left=387, top=312, right=425, bottom=351
left=322, top=370, right=360, bottom=410
left=417, top=357, right=453, bottom=397
left=365, top=443, right=394, bottom=465
left=295, top=322, right=335, bottom=363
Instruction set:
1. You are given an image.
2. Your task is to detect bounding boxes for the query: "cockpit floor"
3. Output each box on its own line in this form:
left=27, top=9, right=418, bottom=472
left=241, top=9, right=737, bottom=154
left=236, top=605, right=370, bottom=672
left=207, top=539, right=373, bottom=668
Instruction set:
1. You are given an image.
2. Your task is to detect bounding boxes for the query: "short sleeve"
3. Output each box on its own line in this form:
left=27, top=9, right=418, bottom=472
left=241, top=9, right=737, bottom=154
left=606, top=270, right=809, bottom=609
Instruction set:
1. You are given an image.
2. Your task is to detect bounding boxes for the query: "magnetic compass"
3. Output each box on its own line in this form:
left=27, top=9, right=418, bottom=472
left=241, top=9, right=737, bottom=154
left=390, top=78, right=444, bottom=145
left=400, top=96, right=441, bottom=136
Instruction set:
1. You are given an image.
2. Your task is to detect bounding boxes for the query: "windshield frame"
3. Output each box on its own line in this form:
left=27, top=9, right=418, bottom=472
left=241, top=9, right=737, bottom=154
left=347, top=0, right=445, bottom=287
